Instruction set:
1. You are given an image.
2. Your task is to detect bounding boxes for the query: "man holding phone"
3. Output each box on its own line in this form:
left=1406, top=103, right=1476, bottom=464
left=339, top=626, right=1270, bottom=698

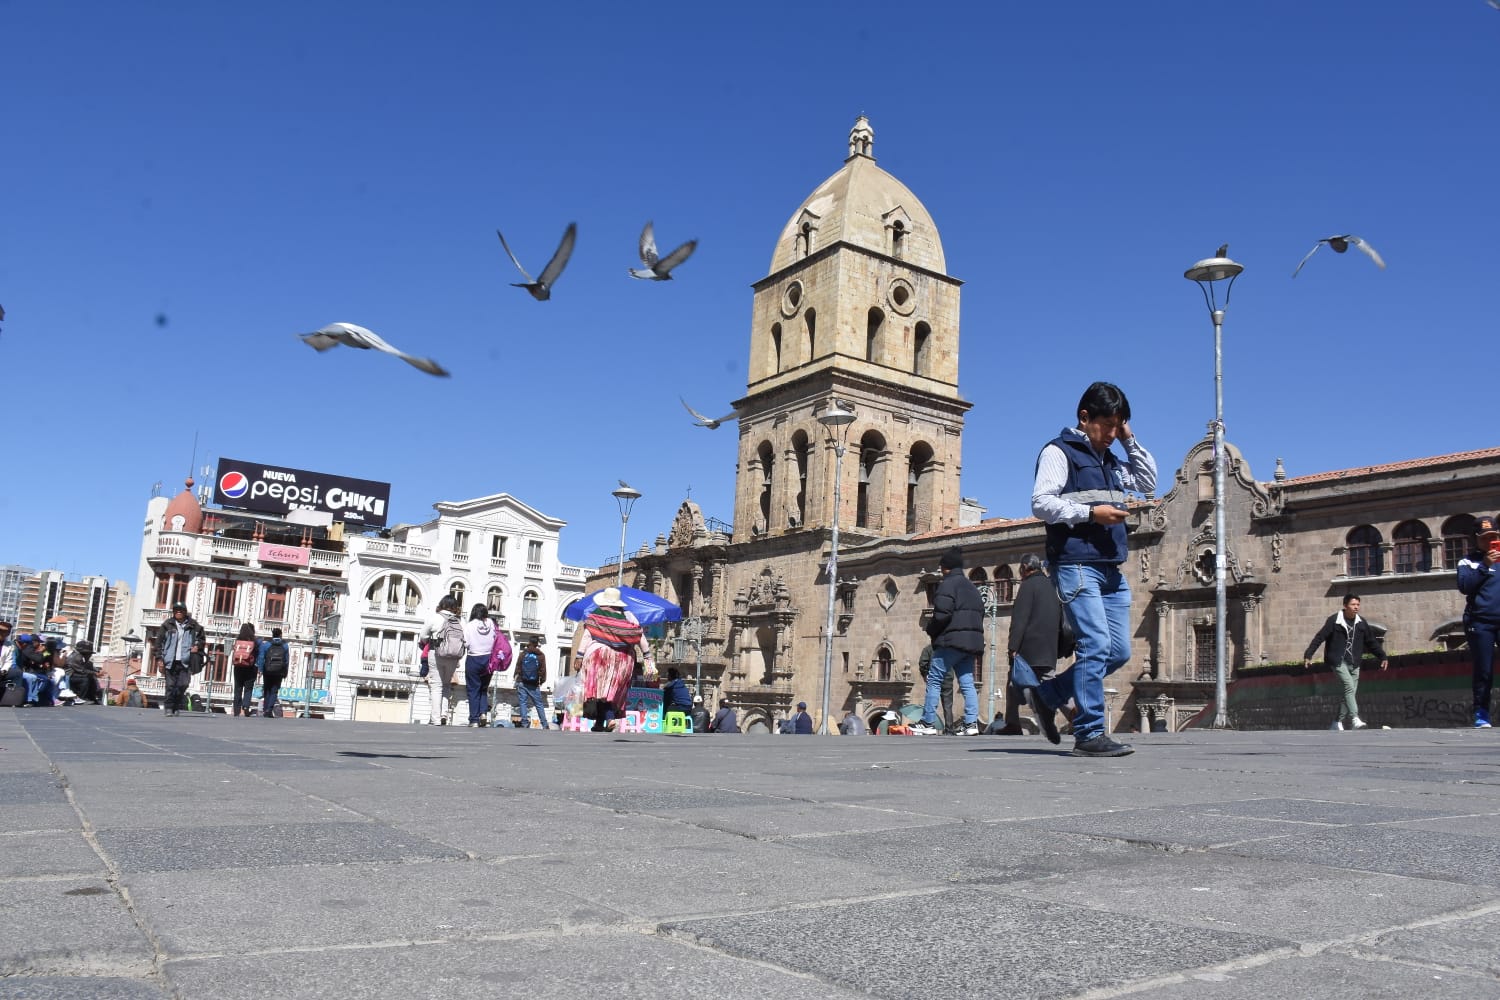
left=1457, top=515, right=1500, bottom=728
left=1025, top=382, right=1156, bottom=757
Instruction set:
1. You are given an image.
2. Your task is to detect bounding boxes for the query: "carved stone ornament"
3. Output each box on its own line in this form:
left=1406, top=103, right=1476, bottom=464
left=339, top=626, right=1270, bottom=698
left=668, top=501, right=706, bottom=549
left=1271, top=532, right=1283, bottom=572
left=748, top=569, right=782, bottom=606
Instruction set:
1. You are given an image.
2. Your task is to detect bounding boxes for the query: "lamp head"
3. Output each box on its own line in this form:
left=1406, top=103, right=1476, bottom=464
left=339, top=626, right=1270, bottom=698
left=1185, top=256, right=1243, bottom=282
left=611, top=484, right=642, bottom=515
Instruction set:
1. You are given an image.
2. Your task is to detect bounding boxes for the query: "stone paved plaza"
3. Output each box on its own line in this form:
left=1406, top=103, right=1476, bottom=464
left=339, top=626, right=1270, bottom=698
left=3, top=708, right=1499, bottom=998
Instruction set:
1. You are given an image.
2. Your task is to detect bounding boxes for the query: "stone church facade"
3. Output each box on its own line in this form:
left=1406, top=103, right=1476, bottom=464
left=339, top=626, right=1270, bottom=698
left=590, top=118, right=1500, bottom=734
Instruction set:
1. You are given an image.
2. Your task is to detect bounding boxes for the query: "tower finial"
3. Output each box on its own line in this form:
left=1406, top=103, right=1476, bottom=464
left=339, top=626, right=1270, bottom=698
left=847, top=115, right=874, bottom=161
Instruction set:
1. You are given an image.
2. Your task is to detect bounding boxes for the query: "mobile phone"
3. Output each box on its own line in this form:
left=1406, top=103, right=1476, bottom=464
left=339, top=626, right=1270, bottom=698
left=1489, top=539, right=1500, bottom=558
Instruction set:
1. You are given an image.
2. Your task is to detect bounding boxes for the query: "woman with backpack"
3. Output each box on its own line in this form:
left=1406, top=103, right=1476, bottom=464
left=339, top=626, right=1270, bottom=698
left=423, top=595, right=465, bottom=725
left=461, top=603, right=497, bottom=727
left=230, top=622, right=259, bottom=716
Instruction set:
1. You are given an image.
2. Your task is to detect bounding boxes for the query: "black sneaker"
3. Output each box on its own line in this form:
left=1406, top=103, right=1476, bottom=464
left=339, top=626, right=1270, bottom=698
left=1024, top=689, right=1061, bottom=745
left=1071, top=734, right=1134, bottom=757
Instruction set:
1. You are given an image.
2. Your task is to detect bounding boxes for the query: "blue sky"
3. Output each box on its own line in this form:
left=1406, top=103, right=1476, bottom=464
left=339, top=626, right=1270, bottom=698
left=4, top=1, right=1497, bottom=585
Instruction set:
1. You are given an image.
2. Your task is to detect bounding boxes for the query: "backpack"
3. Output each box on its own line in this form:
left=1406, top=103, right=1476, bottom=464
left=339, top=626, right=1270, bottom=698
left=486, top=631, right=514, bottom=676
left=518, top=649, right=541, bottom=684
left=436, top=615, right=466, bottom=658
left=232, top=639, right=257, bottom=668
left=262, top=640, right=288, bottom=675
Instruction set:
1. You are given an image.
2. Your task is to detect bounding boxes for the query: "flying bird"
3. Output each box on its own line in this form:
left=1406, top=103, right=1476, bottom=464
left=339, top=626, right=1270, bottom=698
left=1292, top=235, right=1386, bottom=278
left=680, top=397, right=736, bottom=430
left=629, top=221, right=697, bottom=280
left=496, top=222, right=576, bottom=300
left=299, top=322, right=450, bottom=377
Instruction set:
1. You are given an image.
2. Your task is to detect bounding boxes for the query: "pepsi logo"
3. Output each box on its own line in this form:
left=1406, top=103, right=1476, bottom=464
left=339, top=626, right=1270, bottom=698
left=219, top=471, right=250, bottom=499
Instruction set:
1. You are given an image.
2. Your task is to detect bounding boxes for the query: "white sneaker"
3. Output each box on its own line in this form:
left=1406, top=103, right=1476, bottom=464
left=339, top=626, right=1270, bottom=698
left=1330, top=720, right=1344, bottom=731
left=1350, top=717, right=1368, bottom=730
left=960, top=723, right=980, bottom=736
left=910, top=721, right=939, bottom=735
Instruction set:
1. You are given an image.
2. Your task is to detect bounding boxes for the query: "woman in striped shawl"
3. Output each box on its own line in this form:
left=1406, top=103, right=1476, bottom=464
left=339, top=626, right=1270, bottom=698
left=579, top=587, right=649, bottom=731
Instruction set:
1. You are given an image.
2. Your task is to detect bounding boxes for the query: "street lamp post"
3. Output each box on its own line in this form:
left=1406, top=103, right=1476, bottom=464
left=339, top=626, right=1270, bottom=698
left=305, top=584, right=339, bottom=720
left=611, top=484, right=642, bottom=586
left=817, top=398, right=857, bottom=735
left=679, top=616, right=707, bottom=697
left=209, top=615, right=237, bottom=718
left=979, top=583, right=1000, bottom=727
left=1185, top=248, right=1244, bottom=730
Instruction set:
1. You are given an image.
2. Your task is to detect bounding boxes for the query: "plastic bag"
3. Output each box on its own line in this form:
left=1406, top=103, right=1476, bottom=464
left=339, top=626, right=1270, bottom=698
left=553, top=673, right=582, bottom=715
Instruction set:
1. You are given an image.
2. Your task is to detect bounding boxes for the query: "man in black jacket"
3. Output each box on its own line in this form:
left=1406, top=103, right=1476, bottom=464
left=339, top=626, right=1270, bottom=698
left=159, top=602, right=205, bottom=717
left=1002, top=554, right=1062, bottom=734
left=1303, top=593, right=1388, bottom=730
left=913, top=547, right=986, bottom=736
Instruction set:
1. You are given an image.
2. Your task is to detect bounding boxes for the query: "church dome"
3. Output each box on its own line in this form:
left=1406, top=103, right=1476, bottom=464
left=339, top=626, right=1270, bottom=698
left=162, top=478, right=204, bottom=534
left=769, top=116, right=946, bottom=275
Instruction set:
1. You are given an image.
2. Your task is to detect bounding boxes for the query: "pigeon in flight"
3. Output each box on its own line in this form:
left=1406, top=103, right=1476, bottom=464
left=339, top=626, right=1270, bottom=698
left=629, top=221, right=697, bottom=280
left=1292, top=235, right=1386, bottom=278
left=299, top=322, right=450, bottom=377
left=681, top=397, right=736, bottom=429
left=496, top=223, right=576, bottom=300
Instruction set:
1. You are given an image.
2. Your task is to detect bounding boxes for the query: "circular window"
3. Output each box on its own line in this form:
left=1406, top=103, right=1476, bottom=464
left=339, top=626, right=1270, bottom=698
left=781, top=281, right=804, bottom=317
left=887, top=279, right=916, bottom=316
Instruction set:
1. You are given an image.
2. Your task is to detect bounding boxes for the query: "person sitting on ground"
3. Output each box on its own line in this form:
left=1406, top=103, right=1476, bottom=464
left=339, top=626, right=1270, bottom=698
left=710, top=697, right=739, bottom=733
left=690, top=694, right=711, bottom=734
left=840, top=709, right=868, bottom=736
left=66, top=640, right=103, bottom=705
left=18, top=636, right=55, bottom=706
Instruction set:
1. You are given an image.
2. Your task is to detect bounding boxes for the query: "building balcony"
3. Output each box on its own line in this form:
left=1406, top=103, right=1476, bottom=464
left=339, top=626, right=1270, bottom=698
left=490, top=557, right=507, bottom=571
left=452, top=551, right=470, bottom=566
left=356, top=659, right=418, bottom=677
left=365, top=601, right=421, bottom=618
left=152, top=532, right=347, bottom=576
left=521, top=617, right=541, bottom=631
left=556, top=564, right=588, bottom=580
left=361, top=539, right=435, bottom=562
left=526, top=562, right=543, bottom=576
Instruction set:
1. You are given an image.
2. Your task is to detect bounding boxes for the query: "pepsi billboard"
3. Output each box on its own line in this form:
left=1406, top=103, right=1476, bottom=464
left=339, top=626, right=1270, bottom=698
left=213, top=458, right=392, bottom=528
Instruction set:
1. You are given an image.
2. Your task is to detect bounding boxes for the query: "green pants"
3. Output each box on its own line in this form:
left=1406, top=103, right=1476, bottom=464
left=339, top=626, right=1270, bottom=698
left=1332, top=661, right=1360, bottom=722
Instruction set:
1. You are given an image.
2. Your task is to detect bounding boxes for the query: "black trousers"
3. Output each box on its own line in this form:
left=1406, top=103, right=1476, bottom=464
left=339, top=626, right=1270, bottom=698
left=164, top=666, right=192, bottom=713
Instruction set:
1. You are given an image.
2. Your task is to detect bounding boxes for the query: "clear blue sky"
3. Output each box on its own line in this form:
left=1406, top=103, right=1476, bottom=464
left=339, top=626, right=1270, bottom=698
left=4, top=1, right=1496, bottom=585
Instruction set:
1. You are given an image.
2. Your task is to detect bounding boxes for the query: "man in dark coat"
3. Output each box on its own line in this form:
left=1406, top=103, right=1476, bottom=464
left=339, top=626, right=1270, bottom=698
left=158, top=602, right=204, bottom=716
left=690, top=694, right=711, bottom=734
left=792, top=701, right=814, bottom=734
left=1303, top=593, right=1388, bottom=730
left=1002, top=554, right=1062, bottom=733
left=67, top=639, right=104, bottom=705
left=710, top=698, right=740, bottom=733
left=913, top=547, right=986, bottom=736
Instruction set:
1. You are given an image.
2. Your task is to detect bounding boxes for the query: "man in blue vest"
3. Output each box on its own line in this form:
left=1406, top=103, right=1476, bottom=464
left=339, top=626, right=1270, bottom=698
left=1024, top=382, right=1156, bottom=757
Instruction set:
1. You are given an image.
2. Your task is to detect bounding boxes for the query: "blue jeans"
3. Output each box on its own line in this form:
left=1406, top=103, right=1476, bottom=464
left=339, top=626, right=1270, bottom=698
left=1037, top=563, right=1132, bottom=742
left=517, top=683, right=550, bottom=728
left=464, top=655, right=490, bottom=724
left=921, top=647, right=978, bottom=726
left=23, top=672, right=55, bottom=705
left=262, top=674, right=284, bottom=717
left=1469, top=619, right=1499, bottom=724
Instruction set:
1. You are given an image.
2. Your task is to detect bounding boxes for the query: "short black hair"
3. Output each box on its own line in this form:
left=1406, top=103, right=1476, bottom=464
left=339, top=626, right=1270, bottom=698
left=271, top=627, right=283, bottom=638
left=1342, top=593, right=1360, bottom=607
left=667, top=668, right=681, bottom=681
left=469, top=603, right=489, bottom=621
left=1077, top=382, right=1131, bottom=422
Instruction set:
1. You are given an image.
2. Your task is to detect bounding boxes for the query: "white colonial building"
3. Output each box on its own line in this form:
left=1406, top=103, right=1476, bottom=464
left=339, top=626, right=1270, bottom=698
left=332, top=493, right=591, bottom=724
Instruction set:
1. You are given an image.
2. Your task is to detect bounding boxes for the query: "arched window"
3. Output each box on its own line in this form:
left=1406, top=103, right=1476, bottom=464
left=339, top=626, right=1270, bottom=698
left=791, top=431, right=810, bottom=527
left=798, top=221, right=813, bottom=258
left=447, top=580, right=466, bottom=609
left=854, top=431, right=886, bottom=530
left=804, top=308, right=816, bottom=361
left=996, top=564, right=1016, bottom=604
left=757, top=441, right=775, bottom=531
left=486, top=586, right=505, bottom=618
left=1346, top=526, right=1383, bottom=577
left=906, top=442, right=935, bottom=534
left=866, top=307, right=884, bottom=363
left=1443, top=514, right=1477, bottom=570
left=1393, top=520, right=1432, bottom=574
left=875, top=644, right=894, bottom=681
left=770, top=322, right=782, bottom=373
left=890, top=220, right=906, bottom=259
left=365, top=573, right=421, bottom=615
left=522, top=590, right=540, bottom=629
left=913, top=321, right=931, bottom=376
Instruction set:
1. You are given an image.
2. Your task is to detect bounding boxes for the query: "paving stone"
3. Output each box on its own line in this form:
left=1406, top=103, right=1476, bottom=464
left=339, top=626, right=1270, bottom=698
left=1139, top=953, right=1490, bottom=999
left=666, top=885, right=1287, bottom=1000
left=95, top=821, right=466, bottom=873
left=161, top=935, right=868, bottom=999
left=1196, top=796, right=1459, bottom=826
left=1221, top=825, right=1500, bottom=887
left=1345, top=908, right=1500, bottom=979
left=0, top=976, right=171, bottom=999
left=0, top=878, right=156, bottom=977
left=1025, top=807, right=1304, bottom=849
left=0, top=772, right=68, bottom=805
left=0, top=831, right=105, bottom=878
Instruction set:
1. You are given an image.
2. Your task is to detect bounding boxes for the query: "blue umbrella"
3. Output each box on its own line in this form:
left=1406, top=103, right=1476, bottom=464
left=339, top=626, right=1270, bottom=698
left=563, top=586, right=682, bottom=625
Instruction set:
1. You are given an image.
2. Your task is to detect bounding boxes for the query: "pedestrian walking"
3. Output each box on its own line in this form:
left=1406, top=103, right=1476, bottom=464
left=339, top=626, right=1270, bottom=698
left=258, top=627, right=290, bottom=718
left=462, top=603, right=497, bottom=727
left=1303, top=594, right=1388, bottom=730
left=158, top=602, right=204, bottom=717
left=1025, top=382, right=1157, bottom=757
left=1003, top=553, right=1062, bottom=733
left=515, top=639, right=550, bottom=729
left=422, top=595, right=465, bottom=725
left=229, top=622, right=259, bottom=716
left=911, top=547, right=985, bottom=736
left=917, top=643, right=956, bottom=733
left=578, top=587, right=649, bottom=731
left=1458, top=515, right=1500, bottom=728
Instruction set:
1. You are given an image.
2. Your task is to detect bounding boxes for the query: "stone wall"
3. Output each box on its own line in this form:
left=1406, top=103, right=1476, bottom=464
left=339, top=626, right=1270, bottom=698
left=1220, top=651, right=1480, bottom=730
